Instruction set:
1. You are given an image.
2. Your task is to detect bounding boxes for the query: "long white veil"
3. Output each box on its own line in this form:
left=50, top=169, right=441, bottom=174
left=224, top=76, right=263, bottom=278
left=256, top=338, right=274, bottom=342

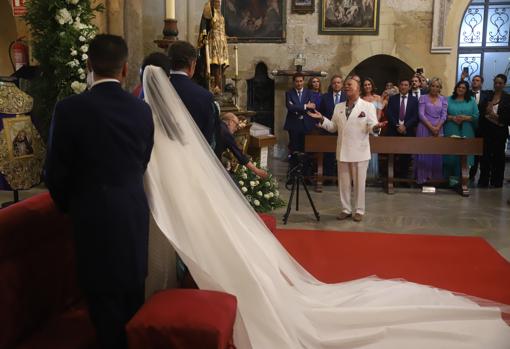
left=142, top=66, right=510, bottom=349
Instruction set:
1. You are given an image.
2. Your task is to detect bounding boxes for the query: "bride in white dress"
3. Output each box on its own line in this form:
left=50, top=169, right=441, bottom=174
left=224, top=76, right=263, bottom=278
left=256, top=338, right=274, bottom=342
left=142, top=66, right=510, bottom=349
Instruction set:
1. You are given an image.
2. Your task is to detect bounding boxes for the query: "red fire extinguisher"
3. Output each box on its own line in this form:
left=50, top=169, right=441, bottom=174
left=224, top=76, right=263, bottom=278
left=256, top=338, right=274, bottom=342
left=9, top=37, right=29, bottom=72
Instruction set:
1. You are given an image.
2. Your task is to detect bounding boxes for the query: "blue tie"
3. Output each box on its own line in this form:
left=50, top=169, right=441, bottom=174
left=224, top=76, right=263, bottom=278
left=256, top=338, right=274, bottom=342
left=297, top=90, right=302, bottom=103
left=334, top=93, right=340, bottom=105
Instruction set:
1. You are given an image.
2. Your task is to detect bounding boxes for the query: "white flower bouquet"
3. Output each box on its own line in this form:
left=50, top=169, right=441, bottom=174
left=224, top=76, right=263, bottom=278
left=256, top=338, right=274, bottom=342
left=233, top=163, right=284, bottom=213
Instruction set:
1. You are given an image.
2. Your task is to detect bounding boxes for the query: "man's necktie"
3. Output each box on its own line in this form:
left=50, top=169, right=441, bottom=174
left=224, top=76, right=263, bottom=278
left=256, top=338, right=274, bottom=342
left=414, top=92, right=419, bottom=98
left=399, top=96, right=406, bottom=121
left=297, top=91, right=302, bottom=103
left=335, top=93, right=340, bottom=105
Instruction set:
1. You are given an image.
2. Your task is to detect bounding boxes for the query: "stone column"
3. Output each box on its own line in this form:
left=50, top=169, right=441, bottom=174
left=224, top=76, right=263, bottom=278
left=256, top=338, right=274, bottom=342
left=431, top=0, right=453, bottom=53
left=124, top=0, right=144, bottom=90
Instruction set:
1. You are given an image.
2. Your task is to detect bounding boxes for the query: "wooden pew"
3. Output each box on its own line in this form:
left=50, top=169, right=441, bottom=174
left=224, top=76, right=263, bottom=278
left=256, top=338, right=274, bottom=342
left=305, top=135, right=483, bottom=197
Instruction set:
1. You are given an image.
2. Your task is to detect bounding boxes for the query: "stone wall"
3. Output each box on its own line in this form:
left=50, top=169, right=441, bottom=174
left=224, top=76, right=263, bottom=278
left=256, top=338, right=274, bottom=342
left=2, top=0, right=471, bottom=147
left=145, top=0, right=469, bottom=146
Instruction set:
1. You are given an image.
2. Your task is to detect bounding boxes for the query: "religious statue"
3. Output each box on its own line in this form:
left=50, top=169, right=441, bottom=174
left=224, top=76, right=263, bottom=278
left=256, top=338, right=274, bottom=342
left=197, top=0, right=229, bottom=95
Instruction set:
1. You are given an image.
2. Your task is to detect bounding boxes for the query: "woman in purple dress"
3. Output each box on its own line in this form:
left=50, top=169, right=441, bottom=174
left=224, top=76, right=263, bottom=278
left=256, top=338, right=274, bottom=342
left=415, top=77, right=448, bottom=184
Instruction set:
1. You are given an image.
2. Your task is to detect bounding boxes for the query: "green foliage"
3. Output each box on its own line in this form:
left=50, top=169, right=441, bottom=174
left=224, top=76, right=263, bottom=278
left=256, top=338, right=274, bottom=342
left=233, top=163, right=285, bottom=213
left=24, top=0, right=103, bottom=141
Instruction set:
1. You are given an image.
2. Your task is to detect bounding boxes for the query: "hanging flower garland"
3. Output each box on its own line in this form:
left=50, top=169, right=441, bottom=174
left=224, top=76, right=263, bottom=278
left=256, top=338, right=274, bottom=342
left=25, top=0, right=103, bottom=139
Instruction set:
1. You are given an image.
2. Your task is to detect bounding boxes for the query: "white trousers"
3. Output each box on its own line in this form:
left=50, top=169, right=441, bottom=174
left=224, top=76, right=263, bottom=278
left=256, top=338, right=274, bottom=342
left=338, top=160, right=369, bottom=215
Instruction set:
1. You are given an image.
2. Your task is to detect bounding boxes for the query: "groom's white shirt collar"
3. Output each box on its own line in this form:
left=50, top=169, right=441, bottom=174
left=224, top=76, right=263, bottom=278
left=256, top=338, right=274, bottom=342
left=91, top=78, right=120, bottom=88
left=170, top=70, right=189, bottom=77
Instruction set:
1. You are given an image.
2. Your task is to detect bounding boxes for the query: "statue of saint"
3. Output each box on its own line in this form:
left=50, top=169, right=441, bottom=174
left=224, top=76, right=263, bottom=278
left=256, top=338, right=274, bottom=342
left=197, top=0, right=229, bottom=95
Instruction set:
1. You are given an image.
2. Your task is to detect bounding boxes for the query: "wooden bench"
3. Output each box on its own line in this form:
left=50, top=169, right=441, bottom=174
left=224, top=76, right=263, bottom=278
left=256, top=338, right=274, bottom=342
left=305, top=135, right=483, bottom=197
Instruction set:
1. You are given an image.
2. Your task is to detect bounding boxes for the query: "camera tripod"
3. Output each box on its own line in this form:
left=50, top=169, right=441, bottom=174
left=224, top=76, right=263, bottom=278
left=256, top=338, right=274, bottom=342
left=283, top=162, right=320, bottom=224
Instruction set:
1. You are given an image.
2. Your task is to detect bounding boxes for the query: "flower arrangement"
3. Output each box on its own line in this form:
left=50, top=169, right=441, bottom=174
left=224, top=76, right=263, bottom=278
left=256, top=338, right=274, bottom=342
left=25, top=0, right=103, bottom=140
left=233, top=163, right=285, bottom=213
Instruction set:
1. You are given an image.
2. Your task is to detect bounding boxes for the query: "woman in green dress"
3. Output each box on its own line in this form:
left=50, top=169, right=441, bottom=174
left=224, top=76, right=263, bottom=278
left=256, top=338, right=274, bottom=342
left=443, top=80, right=479, bottom=187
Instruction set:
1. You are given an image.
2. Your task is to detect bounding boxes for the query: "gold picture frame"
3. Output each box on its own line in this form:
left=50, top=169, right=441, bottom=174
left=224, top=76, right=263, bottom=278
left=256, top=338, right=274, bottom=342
left=3, top=116, right=35, bottom=161
left=319, top=0, right=380, bottom=35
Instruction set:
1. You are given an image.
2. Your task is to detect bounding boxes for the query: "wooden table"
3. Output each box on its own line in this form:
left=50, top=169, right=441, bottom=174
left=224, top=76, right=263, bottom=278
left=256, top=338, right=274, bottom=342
left=305, top=135, right=483, bottom=197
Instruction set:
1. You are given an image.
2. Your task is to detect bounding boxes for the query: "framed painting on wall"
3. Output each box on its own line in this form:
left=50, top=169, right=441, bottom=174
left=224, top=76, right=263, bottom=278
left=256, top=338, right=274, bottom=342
left=3, top=116, right=35, bottom=161
left=223, top=0, right=286, bottom=43
left=292, top=0, right=315, bottom=14
left=319, top=0, right=380, bottom=35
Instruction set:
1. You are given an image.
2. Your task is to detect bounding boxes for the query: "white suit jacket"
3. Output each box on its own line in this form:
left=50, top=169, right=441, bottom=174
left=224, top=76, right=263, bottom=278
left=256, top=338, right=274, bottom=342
left=321, top=98, right=378, bottom=162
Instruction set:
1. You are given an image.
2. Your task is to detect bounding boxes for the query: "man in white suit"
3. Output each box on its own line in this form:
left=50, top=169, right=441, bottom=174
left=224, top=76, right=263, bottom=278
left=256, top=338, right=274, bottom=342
left=308, top=78, right=384, bottom=222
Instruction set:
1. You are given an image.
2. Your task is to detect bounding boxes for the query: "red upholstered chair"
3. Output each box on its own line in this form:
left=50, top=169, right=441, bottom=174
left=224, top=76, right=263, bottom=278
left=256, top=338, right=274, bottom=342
left=126, top=289, right=237, bottom=349
left=0, top=192, right=95, bottom=349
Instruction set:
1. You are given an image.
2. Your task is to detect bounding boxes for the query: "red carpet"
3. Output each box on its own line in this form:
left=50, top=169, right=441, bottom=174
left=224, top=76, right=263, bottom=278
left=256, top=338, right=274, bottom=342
left=275, top=229, right=510, bottom=306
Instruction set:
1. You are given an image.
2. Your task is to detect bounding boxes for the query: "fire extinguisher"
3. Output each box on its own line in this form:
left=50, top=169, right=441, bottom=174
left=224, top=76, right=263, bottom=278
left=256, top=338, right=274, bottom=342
left=9, top=37, right=29, bottom=72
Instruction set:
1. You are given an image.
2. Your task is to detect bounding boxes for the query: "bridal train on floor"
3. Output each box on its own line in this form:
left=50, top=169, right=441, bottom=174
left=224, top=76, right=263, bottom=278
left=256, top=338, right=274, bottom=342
left=142, top=66, right=510, bottom=349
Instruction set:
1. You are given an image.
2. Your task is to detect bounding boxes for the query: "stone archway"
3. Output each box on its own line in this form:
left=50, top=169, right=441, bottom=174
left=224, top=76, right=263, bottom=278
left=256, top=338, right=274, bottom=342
left=0, top=1, right=18, bottom=76
left=347, top=54, right=415, bottom=93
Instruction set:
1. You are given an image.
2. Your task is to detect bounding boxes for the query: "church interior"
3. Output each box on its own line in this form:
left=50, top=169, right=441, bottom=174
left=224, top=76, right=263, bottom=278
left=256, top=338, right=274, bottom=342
left=1, top=0, right=510, bottom=348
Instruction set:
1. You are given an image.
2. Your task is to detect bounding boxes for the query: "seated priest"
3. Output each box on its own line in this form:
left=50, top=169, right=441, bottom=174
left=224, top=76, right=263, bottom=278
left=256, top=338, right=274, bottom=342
left=215, top=112, right=268, bottom=179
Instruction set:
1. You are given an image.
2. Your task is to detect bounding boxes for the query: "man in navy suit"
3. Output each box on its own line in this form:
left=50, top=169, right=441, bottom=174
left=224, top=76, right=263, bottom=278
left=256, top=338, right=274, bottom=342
left=386, top=78, right=419, bottom=178
left=45, top=35, right=154, bottom=349
left=410, top=75, right=427, bottom=100
left=284, top=72, right=316, bottom=154
left=167, top=40, right=218, bottom=147
left=319, top=75, right=346, bottom=178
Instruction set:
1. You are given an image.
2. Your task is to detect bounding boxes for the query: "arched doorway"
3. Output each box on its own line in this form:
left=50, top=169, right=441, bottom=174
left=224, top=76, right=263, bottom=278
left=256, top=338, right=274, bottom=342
left=247, top=62, right=275, bottom=131
left=0, top=2, right=18, bottom=76
left=347, top=54, right=415, bottom=92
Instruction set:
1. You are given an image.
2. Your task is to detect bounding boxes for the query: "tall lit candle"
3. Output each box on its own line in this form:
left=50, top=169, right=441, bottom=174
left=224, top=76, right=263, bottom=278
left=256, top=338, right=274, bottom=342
left=234, top=45, right=239, bottom=78
left=165, top=0, right=175, bottom=19
left=205, top=32, right=211, bottom=75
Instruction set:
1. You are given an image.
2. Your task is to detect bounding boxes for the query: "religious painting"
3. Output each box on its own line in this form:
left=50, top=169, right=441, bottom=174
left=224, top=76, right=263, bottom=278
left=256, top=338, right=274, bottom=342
left=319, top=0, right=380, bottom=35
left=3, top=116, right=34, bottom=160
left=291, top=0, right=315, bottom=14
left=223, top=0, right=286, bottom=43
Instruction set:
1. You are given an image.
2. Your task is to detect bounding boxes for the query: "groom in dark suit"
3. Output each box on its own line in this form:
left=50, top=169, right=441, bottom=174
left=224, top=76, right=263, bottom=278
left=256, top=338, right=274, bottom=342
left=45, top=35, right=154, bottom=349
left=386, top=78, right=419, bottom=179
left=167, top=40, right=218, bottom=147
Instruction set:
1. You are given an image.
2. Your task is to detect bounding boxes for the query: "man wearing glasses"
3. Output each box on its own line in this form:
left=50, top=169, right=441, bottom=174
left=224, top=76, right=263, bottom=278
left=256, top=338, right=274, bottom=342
left=215, top=112, right=268, bottom=178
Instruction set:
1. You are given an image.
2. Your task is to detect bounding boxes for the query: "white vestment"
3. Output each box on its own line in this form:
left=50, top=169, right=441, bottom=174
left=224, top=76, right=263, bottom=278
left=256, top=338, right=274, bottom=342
left=142, top=66, right=510, bottom=349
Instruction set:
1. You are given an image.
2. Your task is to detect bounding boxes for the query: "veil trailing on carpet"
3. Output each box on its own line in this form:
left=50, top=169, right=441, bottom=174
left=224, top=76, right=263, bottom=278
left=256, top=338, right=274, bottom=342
left=142, top=66, right=510, bottom=349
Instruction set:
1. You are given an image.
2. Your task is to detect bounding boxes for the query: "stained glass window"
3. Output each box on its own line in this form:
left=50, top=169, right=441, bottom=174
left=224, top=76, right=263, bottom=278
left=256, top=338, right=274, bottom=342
left=458, top=1, right=510, bottom=89
left=460, top=6, right=484, bottom=47
left=457, top=54, right=482, bottom=82
left=486, top=5, right=510, bottom=46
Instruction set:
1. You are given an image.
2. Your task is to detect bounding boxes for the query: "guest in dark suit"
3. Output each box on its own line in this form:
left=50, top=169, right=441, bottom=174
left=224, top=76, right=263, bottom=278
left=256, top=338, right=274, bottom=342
left=468, top=74, right=490, bottom=181
left=45, top=35, right=154, bottom=349
left=284, top=72, right=316, bottom=154
left=386, top=78, right=419, bottom=178
left=319, top=75, right=346, bottom=178
left=478, top=74, right=510, bottom=188
left=167, top=40, right=218, bottom=147
left=411, top=75, right=427, bottom=100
